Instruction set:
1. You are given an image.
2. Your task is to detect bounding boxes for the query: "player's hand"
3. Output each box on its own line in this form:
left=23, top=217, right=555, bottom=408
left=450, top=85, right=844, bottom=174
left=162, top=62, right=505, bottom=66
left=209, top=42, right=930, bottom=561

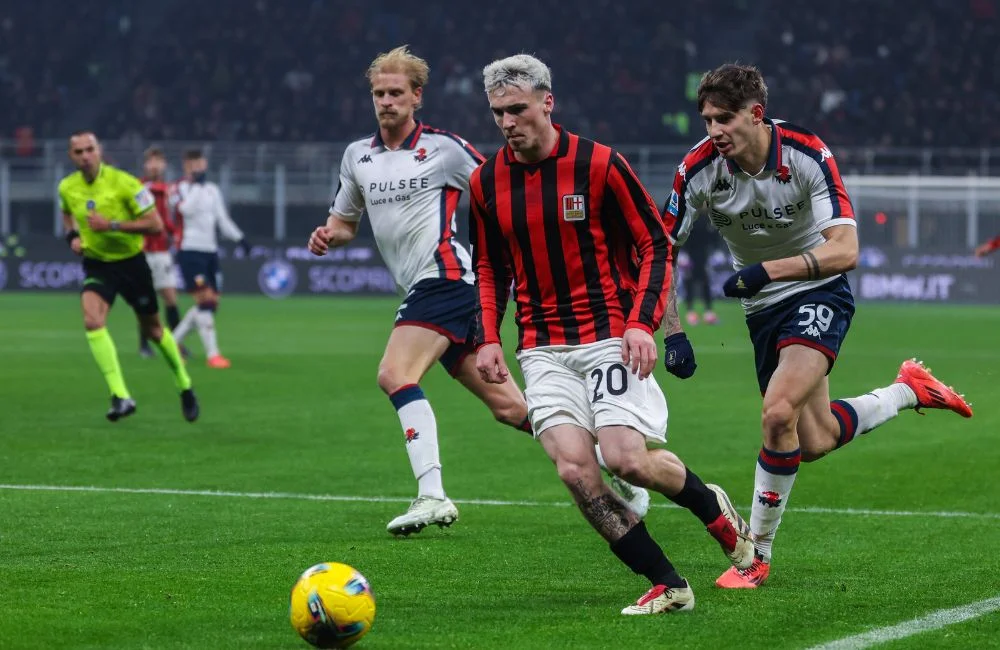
left=308, top=226, right=334, bottom=256
left=237, top=239, right=252, bottom=256
left=70, top=238, right=83, bottom=255
left=86, top=213, right=111, bottom=232
left=663, top=332, right=697, bottom=379
left=621, top=327, right=656, bottom=380
left=476, top=343, right=510, bottom=384
left=974, top=243, right=995, bottom=258
left=723, top=262, right=771, bottom=298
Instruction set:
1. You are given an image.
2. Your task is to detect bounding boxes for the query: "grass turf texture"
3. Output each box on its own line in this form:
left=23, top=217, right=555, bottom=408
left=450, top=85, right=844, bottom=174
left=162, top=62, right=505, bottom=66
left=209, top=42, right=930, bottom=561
left=2, top=293, right=998, bottom=649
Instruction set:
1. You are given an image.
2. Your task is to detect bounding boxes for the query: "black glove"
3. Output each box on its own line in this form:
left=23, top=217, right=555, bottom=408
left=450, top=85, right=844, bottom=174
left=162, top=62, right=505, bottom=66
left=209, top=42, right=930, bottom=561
left=723, top=263, right=771, bottom=298
left=663, top=332, right=697, bottom=379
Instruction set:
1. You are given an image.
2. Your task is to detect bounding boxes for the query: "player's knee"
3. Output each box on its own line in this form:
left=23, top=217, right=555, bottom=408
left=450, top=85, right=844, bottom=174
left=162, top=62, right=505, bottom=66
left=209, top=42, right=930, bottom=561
left=556, top=459, right=598, bottom=492
left=761, top=398, right=798, bottom=439
left=376, top=364, right=408, bottom=395
left=83, top=314, right=105, bottom=331
left=603, top=449, right=647, bottom=486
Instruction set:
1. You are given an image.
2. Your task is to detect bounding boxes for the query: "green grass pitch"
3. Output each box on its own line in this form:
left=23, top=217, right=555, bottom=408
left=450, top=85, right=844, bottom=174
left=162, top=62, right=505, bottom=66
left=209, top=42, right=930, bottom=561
left=1, top=293, right=998, bottom=649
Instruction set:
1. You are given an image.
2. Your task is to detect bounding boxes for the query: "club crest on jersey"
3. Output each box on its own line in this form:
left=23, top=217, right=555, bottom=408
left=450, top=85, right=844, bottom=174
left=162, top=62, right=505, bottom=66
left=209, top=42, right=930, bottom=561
left=414, top=147, right=427, bottom=163
left=774, top=165, right=791, bottom=184
left=562, top=194, right=586, bottom=221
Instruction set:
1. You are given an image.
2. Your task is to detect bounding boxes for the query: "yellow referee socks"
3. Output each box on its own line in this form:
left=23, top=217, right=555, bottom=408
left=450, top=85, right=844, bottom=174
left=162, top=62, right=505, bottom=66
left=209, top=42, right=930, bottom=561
left=85, top=327, right=130, bottom=398
left=151, top=328, right=193, bottom=391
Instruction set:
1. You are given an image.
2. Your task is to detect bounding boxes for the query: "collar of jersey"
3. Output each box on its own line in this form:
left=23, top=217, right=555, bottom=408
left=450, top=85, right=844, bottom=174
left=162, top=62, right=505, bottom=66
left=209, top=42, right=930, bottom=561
left=370, top=121, right=424, bottom=150
left=82, top=163, right=106, bottom=185
left=503, top=124, right=571, bottom=166
left=724, top=117, right=783, bottom=176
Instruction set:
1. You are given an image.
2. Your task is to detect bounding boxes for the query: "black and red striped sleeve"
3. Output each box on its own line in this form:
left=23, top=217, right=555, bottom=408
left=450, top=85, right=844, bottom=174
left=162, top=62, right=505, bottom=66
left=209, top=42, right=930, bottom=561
left=469, top=165, right=511, bottom=347
left=606, top=152, right=670, bottom=335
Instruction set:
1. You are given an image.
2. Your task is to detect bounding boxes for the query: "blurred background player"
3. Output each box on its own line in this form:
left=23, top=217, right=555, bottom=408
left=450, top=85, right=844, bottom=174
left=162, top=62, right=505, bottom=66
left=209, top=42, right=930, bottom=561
left=59, top=131, right=199, bottom=422
left=308, top=45, right=650, bottom=536
left=974, top=234, right=1000, bottom=257
left=138, top=146, right=185, bottom=358
left=666, top=64, right=973, bottom=589
left=677, top=215, right=721, bottom=326
left=472, top=54, right=752, bottom=614
left=171, top=149, right=249, bottom=369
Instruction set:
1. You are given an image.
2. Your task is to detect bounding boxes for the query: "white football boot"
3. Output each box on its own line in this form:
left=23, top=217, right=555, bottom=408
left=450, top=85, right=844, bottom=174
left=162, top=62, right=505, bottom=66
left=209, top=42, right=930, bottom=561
left=596, top=444, right=650, bottom=518
left=386, top=496, right=459, bottom=536
left=706, top=483, right=754, bottom=569
left=621, top=580, right=695, bottom=615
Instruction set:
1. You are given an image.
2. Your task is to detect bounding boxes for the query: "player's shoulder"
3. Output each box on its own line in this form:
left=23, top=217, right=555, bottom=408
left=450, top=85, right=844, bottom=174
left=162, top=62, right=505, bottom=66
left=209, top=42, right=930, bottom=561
left=773, top=118, right=833, bottom=160
left=341, top=136, right=377, bottom=161
left=419, top=124, right=485, bottom=163
left=681, top=136, right=720, bottom=169
left=57, top=170, right=82, bottom=192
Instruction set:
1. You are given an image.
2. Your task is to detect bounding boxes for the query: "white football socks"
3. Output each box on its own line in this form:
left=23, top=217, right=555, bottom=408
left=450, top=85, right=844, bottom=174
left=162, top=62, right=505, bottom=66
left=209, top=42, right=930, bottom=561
left=750, top=447, right=801, bottom=562
left=194, top=308, right=220, bottom=358
left=391, top=386, right=444, bottom=500
left=840, top=383, right=917, bottom=435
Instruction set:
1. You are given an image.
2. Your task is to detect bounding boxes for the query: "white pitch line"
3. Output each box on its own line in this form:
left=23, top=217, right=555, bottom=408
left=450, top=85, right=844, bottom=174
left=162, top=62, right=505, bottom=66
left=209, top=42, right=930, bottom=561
left=0, top=484, right=998, bottom=520
left=807, top=595, right=1000, bottom=649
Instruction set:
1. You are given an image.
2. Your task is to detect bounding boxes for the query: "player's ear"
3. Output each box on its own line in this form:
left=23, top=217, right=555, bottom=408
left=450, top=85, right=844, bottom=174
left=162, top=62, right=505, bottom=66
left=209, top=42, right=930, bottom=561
left=750, top=103, right=765, bottom=124
left=413, top=85, right=423, bottom=110
left=542, top=92, right=554, bottom=117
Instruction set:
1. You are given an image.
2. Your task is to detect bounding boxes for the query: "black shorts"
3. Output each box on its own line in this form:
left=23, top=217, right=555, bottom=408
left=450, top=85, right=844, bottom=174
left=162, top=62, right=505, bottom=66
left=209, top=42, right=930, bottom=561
left=177, top=250, right=221, bottom=291
left=81, top=253, right=159, bottom=315
left=395, top=278, right=477, bottom=376
left=745, top=275, right=855, bottom=394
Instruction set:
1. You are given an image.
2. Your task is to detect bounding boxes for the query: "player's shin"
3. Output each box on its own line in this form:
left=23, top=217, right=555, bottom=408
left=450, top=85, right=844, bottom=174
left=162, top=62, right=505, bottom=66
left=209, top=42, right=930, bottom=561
left=86, top=328, right=130, bottom=398
left=165, top=304, right=181, bottom=331
left=609, top=521, right=686, bottom=589
left=150, top=328, right=193, bottom=390
left=194, top=303, right=220, bottom=357
left=173, top=307, right=198, bottom=342
left=831, top=383, right=917, bottom=446
left=750, top=447, right=801, bottom=561
left=389, top=385, right=444, bottom=499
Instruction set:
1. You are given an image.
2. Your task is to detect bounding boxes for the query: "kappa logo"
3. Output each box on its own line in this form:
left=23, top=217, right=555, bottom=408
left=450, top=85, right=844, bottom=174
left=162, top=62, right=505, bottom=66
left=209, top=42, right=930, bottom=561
left=712, top=177, right=733, bottom=193
left=677, top=161, right=687, bottom=180
left=820, top=147, right=833, bottom=161
left=358, top=154, right=373, bottom=164
left=562, top=194, right=586, bottom=221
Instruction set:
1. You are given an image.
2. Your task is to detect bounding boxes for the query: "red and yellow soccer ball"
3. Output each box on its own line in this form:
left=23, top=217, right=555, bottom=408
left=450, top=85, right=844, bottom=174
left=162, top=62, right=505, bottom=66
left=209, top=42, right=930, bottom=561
left=289, top=562, right=376, bottom=648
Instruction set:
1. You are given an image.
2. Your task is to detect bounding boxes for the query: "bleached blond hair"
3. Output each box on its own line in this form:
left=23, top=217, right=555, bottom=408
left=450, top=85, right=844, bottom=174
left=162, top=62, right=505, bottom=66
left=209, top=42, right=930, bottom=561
left=482, top=54, right=552, bottom=95
left=366, top=45, right=430, bottom=90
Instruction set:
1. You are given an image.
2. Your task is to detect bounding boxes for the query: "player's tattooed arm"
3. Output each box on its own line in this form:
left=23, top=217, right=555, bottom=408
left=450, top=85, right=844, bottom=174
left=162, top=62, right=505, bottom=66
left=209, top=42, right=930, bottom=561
left=570, top=479, right=638, bottom=542
left=761, top=224, right=858, bottom=282
left=662, top=276, right=682, bottom=337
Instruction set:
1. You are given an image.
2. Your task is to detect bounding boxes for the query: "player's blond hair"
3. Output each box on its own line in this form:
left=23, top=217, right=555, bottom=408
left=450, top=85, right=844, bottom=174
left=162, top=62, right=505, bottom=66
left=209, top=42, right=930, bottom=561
left=366, top=45, right=429, bottom=90
left=482, top=54, right=552, bottom=95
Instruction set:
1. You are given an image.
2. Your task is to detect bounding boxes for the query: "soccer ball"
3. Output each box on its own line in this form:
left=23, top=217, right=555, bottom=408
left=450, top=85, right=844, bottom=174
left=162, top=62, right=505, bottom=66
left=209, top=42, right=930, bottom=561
left=289, top=562, right=376, bottom=648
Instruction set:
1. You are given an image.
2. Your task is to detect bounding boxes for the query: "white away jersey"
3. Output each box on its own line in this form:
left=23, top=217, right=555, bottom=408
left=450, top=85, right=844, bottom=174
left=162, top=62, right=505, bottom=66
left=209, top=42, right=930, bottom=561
left=172, top=180, right=244, bottom=253
left=666, top=118, right=855, bottom=314
left=330, top=122, right=485, bottom=294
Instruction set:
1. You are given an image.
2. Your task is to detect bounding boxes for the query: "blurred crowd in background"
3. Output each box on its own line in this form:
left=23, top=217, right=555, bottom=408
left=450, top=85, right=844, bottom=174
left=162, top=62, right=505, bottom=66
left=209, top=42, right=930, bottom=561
left=2, top=0, right=997, bottom=152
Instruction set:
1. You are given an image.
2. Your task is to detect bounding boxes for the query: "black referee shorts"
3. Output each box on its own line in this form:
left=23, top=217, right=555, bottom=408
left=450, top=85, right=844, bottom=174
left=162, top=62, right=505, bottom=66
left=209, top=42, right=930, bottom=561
left=81, top=253, right=159, bottom=315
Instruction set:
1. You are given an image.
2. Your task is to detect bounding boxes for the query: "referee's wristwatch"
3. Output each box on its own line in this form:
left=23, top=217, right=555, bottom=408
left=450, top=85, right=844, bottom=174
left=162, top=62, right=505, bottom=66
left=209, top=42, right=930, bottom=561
left=110, top=221, right=120, bottom=231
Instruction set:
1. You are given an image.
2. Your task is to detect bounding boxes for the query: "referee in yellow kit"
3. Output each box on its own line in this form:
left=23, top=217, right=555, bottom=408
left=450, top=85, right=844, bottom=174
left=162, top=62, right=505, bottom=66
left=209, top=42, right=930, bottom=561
left=59, top=131, right=199, bottom=422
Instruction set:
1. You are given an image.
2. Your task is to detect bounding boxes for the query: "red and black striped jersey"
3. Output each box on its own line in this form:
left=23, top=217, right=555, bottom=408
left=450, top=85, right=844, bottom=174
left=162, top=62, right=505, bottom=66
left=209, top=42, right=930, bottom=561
left=140, top=179, right=177, bottom=253
left=470, top=125, right=671, bottom=351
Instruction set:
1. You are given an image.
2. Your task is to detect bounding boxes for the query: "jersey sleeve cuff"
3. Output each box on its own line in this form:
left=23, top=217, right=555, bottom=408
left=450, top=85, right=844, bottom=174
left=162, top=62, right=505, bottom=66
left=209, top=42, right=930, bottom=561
left=624, top=321, right=654, bottom=336
left=823, top=217, right=857, bottom=228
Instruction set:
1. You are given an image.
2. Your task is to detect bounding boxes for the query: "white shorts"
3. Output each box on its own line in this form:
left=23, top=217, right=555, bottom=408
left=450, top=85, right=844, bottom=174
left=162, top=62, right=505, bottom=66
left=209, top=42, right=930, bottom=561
left=144, top=251, right=177, bottom=291
left=516, top=338, right=669, bottom=443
